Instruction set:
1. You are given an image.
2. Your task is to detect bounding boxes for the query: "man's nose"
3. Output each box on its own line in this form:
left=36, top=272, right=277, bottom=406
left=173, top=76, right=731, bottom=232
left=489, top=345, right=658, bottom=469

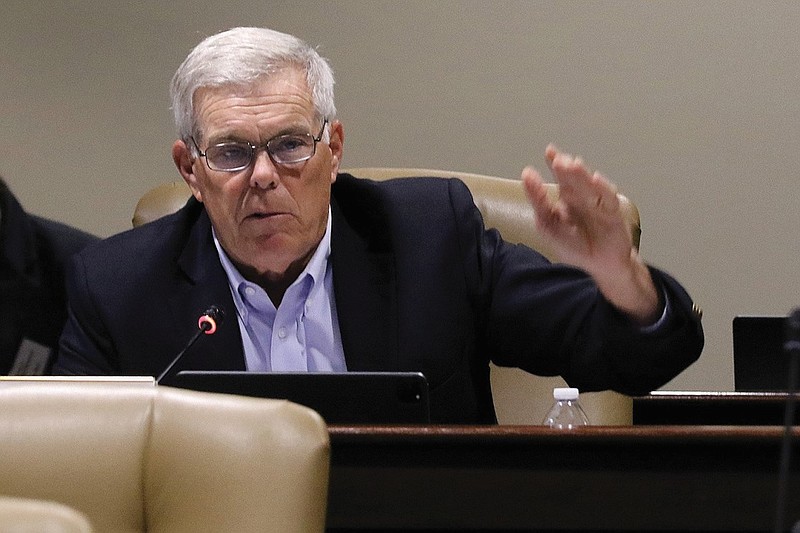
left=249, top=148, right=280, bottom=190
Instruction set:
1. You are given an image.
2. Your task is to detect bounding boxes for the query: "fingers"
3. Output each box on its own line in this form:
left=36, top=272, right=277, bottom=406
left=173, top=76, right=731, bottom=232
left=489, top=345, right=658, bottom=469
left=525, top=146, right=636, bottom=276
left=545, top=145, right=620, bottom=215
left=522, top=166, right=546, bottom=206
left=545, top=143, right=558, bottom=167
left=522, top=166, right=561, bottom=231
left=577, top=169, right=620, bottom=214
left=592, top=171, right=620, bottom=213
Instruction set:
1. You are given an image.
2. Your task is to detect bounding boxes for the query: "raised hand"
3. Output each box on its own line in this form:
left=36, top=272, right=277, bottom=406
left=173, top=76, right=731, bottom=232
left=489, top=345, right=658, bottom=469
left=522, top=144, right=661, bottom=325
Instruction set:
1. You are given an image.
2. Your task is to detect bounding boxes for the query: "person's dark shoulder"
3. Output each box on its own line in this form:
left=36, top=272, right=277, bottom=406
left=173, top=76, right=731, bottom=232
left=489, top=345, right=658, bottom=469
left=333, top=172, right=472, bottom=216
left=73, top=197, right=205, bottom=267
left=334, top=171, right=462, bottom=194
left=31, top=216, right=99, bottom=262
left=332, top=173, right=481, bottom=256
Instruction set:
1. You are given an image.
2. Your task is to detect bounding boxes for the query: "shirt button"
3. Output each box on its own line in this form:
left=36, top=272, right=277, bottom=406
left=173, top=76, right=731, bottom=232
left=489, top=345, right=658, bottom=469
left=278, top=327, right=287, bottom=339
left=245, top=287, right=256, bottom=296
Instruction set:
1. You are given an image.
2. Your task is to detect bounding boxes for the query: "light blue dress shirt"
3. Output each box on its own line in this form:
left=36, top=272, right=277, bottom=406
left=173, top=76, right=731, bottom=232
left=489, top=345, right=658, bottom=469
left=213, top=208, right=347, bottom=372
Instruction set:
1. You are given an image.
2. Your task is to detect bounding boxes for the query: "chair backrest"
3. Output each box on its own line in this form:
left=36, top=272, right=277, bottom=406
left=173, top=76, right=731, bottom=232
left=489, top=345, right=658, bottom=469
left=132, top=181, right=193, bottom=228
left=131, top=168, right=638, bottom=424
left=0, top=382, right=330, bottom=533
left=0, top=496, right=93, bottom=533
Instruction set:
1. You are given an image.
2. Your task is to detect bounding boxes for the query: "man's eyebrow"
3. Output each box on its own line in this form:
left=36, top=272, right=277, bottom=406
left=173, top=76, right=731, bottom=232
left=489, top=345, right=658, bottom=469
left=203, top=128, right=251, bottom=144
left=206, top=134, right=248, bottom=145
left=272, top=123, right=315, bottom=136
left=206, top=124, right=313, bottom=145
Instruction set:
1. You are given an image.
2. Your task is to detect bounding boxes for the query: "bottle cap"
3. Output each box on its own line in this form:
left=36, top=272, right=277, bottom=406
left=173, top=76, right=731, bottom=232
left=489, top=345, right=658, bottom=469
left=553, top=387, right=579, bottom=400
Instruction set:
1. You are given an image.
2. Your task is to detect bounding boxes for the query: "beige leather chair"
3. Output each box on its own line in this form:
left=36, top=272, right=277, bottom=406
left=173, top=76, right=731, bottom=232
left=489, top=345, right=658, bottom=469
left=0, top=382, right=330, bottom=532
left=0, top=496, right=93, bottom=533
left=131, top=168, right=640, bottom=425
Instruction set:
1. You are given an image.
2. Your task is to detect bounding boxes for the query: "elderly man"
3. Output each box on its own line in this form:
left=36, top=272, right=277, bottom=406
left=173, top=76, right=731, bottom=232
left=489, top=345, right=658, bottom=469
left=55, top=27, right=703, bottom=423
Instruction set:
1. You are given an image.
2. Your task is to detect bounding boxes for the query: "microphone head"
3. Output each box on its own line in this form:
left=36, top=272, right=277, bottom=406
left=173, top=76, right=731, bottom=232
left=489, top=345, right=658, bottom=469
left=204, top=305, right=225, bottom=323
left=157, top=305, right=225, bottom=384
left=198, top=305, right=225, bottom=335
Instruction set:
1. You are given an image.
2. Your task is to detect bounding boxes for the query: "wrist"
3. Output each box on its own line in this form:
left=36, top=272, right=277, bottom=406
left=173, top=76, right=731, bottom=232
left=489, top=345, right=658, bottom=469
left=594, top=251, right=660, bottom=326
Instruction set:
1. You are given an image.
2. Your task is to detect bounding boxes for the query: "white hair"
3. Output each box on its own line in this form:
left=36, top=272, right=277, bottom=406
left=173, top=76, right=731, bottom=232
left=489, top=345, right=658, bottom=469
left=170, top=27, right=336, bottom=145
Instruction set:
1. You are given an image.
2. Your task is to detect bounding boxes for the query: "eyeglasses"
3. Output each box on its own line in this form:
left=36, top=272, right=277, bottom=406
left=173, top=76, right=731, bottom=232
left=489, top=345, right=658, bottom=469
left=192, top=119, right=328, bottom=172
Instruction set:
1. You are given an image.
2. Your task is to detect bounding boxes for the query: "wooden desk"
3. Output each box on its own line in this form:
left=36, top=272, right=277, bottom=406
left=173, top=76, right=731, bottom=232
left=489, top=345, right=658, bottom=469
left=327, top=425, right=800, bottom=532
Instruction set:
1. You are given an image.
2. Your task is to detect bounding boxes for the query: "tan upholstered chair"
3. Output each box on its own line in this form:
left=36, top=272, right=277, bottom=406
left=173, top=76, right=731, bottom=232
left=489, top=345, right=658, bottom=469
left=0, top=496, right=93, bottom=533
left=132, top=181, right=194, bottom=228
left=131, top=168, right=640, bottom=425
left=0, top=381, right=330, bottom=532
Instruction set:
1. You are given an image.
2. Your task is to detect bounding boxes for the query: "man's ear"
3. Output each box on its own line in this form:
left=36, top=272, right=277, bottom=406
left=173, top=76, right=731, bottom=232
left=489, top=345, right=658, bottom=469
left=172, top=139, right=203, bottom=202
left=328, top=120, right=344, bottom=184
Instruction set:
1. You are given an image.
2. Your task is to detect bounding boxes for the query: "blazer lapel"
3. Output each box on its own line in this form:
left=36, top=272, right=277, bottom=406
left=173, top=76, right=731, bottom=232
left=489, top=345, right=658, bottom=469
left=163, top=193, right=398, bottom=374
left=330, top=198, right=399, bottom=371
left=170, top=207, right=245, bottom=372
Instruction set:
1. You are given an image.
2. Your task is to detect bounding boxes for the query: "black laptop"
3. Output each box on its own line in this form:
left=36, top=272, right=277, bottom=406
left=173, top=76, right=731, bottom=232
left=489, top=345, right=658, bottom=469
left=733, top=315, right=790, bottom=391
left=170, top=370, right=431, bottom=424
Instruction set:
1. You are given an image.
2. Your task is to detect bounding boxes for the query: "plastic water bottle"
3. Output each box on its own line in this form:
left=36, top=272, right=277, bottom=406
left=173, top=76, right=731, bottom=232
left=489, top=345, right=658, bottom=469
left=543, top=387, right=590, bottom=429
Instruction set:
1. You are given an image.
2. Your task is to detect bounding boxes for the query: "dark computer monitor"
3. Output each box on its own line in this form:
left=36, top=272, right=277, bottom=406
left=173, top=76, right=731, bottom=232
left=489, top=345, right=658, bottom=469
left=733, top=315, right=789, bottom=391
left=170, top=370, right=431, bottom=424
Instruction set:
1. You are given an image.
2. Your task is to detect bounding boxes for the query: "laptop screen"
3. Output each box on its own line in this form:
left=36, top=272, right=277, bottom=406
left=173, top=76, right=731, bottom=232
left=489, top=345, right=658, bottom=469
left=733, top=315, right=789, bottom=391
left=169, top=370, right=431, bottom=424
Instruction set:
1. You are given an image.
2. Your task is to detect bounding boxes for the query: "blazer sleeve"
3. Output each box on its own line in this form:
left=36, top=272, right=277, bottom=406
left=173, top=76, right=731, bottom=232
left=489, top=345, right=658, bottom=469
left=447, top=177, right=704, bottom=396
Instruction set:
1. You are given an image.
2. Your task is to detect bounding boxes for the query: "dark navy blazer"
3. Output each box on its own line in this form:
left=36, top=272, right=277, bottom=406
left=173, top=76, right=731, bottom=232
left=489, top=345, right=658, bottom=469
left=55, top=173, right=703, bottom=423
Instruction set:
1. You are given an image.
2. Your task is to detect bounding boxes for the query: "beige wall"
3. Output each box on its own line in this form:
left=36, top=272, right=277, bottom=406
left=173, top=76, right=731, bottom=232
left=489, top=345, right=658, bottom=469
left=3, top=0, right=799, bottom=397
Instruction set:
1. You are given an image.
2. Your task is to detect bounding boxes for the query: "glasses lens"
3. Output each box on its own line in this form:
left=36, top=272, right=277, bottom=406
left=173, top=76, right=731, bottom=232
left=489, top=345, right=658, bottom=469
left=269, top=134, right=315, bottom=164
left=206, top=143, right=253, bottom=171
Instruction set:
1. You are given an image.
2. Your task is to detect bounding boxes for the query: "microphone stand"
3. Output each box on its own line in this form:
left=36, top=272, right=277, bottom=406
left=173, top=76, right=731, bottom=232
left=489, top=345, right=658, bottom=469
left=157, top=306, right=223, bottom=384
left=157, top=326, right=207, bottom=384
left=774, top=309, right=800, bottom=533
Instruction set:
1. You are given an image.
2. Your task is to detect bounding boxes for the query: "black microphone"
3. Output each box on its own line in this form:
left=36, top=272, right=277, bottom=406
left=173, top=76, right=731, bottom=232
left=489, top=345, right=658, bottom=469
left=774, top=308, right=800, bottom=533
left=156, top=305, right=225, bottom=384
